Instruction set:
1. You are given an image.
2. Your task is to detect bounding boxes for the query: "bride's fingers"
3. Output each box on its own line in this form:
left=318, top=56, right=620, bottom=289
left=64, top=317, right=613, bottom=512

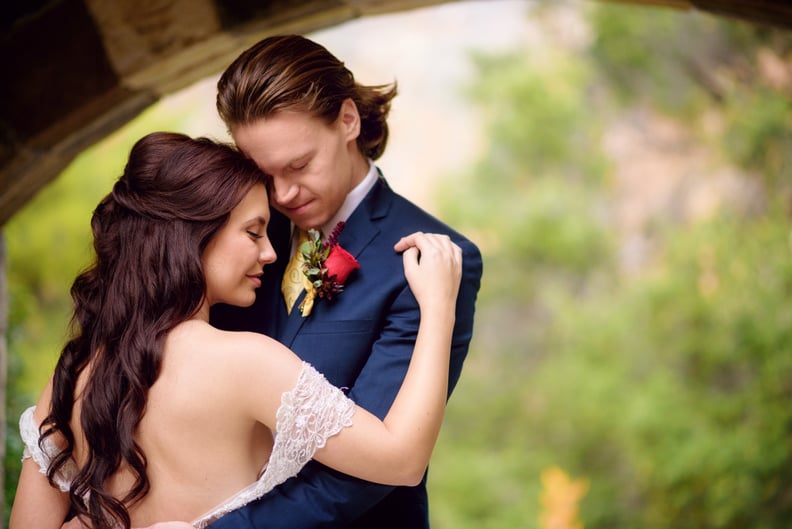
left=402, top=234, right=461, bottom=296
left=395, top=232, right=454, bottom=255
left=394, top=231, right=426, bottom=253
left=401, top=246, right=420, bottom=268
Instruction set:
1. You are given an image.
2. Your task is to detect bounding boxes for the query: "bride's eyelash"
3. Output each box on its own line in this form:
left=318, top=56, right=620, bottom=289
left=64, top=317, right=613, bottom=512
left=247, top=230, right=264, bottom=240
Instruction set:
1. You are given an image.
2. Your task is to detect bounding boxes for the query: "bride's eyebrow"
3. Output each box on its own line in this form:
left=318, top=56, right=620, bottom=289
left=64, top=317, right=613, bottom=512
left=245, top=216, right=268, bottom=227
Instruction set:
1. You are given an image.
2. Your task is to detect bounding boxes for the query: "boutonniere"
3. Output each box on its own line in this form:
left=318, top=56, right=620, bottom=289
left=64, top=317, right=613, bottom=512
left=298, top=221, right=360, bottom=317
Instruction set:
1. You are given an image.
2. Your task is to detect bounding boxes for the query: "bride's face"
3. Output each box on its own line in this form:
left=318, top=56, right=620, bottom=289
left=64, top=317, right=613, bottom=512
left=202, top=184, right=276, bottom=308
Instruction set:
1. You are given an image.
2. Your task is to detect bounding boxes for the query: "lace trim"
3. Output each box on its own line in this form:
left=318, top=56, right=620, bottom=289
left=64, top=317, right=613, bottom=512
left=191, top=362, right=355, bottom=528
left=19, top=406, right=78, bottom=493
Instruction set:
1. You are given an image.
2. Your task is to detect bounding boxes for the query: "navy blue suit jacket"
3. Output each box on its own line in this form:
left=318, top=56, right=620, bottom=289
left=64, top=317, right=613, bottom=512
left=209, top=176, right=482, bottom=528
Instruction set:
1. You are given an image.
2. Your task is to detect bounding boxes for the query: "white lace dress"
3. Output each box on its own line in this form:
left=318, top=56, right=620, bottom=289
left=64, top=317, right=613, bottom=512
left=19, top=362, right=356, bottom=528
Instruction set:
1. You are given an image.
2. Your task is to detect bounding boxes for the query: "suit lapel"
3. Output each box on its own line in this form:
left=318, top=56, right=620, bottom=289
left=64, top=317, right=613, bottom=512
left=279, top=176, right=394, bottom=347
left=338, top=175, right=391, bottom=256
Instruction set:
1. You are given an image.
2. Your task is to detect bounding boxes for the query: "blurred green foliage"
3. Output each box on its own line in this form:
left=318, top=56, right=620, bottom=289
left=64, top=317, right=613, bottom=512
left=429, top=3, right=792, bottom=529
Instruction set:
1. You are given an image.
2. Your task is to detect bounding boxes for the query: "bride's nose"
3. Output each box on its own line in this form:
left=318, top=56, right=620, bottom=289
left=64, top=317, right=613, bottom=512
left=259, top=236, right=277, bottom=265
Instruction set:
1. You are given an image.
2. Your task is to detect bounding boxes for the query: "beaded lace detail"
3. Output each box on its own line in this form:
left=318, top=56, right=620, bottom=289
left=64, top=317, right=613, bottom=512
left=190, top=362, right=355, bottom=527
left=19, top=406, right=77, bottom=493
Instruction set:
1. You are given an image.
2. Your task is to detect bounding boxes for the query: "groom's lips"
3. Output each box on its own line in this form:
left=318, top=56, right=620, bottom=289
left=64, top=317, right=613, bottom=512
left=285, top=200, right=312, bottom=216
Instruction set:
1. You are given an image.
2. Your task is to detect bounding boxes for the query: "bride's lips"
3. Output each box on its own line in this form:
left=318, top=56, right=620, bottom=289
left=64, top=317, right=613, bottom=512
left=247, top=274, right=262, bottom=288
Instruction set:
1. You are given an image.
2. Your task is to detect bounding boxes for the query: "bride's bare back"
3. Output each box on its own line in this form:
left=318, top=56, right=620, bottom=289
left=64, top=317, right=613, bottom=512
left=119, top=322, right=279, bottom=524
left=56, top=321, right=287, bottom=525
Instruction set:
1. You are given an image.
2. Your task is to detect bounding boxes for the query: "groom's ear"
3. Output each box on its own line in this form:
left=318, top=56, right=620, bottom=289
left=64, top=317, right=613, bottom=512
left=339, top=98, right=361, bottom=141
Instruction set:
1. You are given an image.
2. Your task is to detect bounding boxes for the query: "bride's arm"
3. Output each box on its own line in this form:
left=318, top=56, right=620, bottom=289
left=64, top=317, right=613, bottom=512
left=10, top=382, right=71, bottom=529
left=10, top=459, right=71, bottom=529
left=312, top=232, right=460, bottom=485
left=232, top=232, right=461, bottom=486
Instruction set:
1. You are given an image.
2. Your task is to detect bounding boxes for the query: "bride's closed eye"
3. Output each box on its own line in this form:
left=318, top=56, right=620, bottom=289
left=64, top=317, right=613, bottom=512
left=247, top=230, right=264, bottom=240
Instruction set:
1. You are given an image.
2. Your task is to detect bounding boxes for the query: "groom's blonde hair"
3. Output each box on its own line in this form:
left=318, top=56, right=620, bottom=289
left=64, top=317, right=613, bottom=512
left=217, top=34, right=397, bottom=161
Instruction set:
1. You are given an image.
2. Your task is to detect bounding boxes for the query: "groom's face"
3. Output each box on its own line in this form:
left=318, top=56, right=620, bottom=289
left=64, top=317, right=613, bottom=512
left=233, top=100, right=364, bottom=230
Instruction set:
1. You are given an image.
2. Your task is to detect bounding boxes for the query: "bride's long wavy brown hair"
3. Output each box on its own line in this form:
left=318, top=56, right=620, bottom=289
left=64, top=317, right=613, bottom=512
left=38, top=132, right=268, bottom=529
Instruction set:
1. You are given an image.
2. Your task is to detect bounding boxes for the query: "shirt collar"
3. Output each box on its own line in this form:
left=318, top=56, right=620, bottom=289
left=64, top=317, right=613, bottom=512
left=320, top=160, right=378, bottom=236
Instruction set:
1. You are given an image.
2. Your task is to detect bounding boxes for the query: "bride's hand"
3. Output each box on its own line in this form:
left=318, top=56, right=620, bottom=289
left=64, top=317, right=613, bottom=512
left=394, top=232, right=462, bottom=313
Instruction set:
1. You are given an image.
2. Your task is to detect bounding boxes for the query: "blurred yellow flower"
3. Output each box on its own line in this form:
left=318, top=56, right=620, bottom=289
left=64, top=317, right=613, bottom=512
left=538, top=466, right=589, bottom=529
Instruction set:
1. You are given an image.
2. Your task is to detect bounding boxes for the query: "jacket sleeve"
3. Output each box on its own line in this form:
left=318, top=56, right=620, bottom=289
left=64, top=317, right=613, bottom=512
left=208, top=240, right=482, bottom=529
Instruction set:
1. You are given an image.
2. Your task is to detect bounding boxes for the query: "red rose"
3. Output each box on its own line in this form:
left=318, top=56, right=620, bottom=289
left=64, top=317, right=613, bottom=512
left=324, top=244, right=360, bottom=284
left=298, top=224, right=358, bottom=315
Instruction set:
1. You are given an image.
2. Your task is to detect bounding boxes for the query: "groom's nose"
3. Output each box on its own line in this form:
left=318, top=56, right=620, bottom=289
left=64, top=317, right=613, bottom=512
left=271, top=177, right=299, bottom=207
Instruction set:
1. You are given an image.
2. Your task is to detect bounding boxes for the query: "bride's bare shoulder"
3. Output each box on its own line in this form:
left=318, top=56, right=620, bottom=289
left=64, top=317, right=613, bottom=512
left=169, top=320, right=270, bottom=346
left=166, top=320, right=294, bottom=367
left=161, top=320, right=304, bottom=422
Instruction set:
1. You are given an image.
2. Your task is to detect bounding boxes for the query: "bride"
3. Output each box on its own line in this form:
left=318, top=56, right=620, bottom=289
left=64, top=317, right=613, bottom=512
left=9, top=132, right=462, bottom=529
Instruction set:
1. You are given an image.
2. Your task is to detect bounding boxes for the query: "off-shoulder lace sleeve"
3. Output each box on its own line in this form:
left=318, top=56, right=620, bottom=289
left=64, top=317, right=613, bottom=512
left=19, top=406, right=77, bottom=492
left=191, top=362, right=355, bottom=528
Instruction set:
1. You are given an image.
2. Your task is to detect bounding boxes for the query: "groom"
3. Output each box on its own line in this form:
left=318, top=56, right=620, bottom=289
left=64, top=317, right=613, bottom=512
left=210, top=35, right=482, bottom=529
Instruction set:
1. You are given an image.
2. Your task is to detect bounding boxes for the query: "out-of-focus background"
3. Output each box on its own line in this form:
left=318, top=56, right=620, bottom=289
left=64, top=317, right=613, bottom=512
left=5, top=1, right=792, bottom=527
